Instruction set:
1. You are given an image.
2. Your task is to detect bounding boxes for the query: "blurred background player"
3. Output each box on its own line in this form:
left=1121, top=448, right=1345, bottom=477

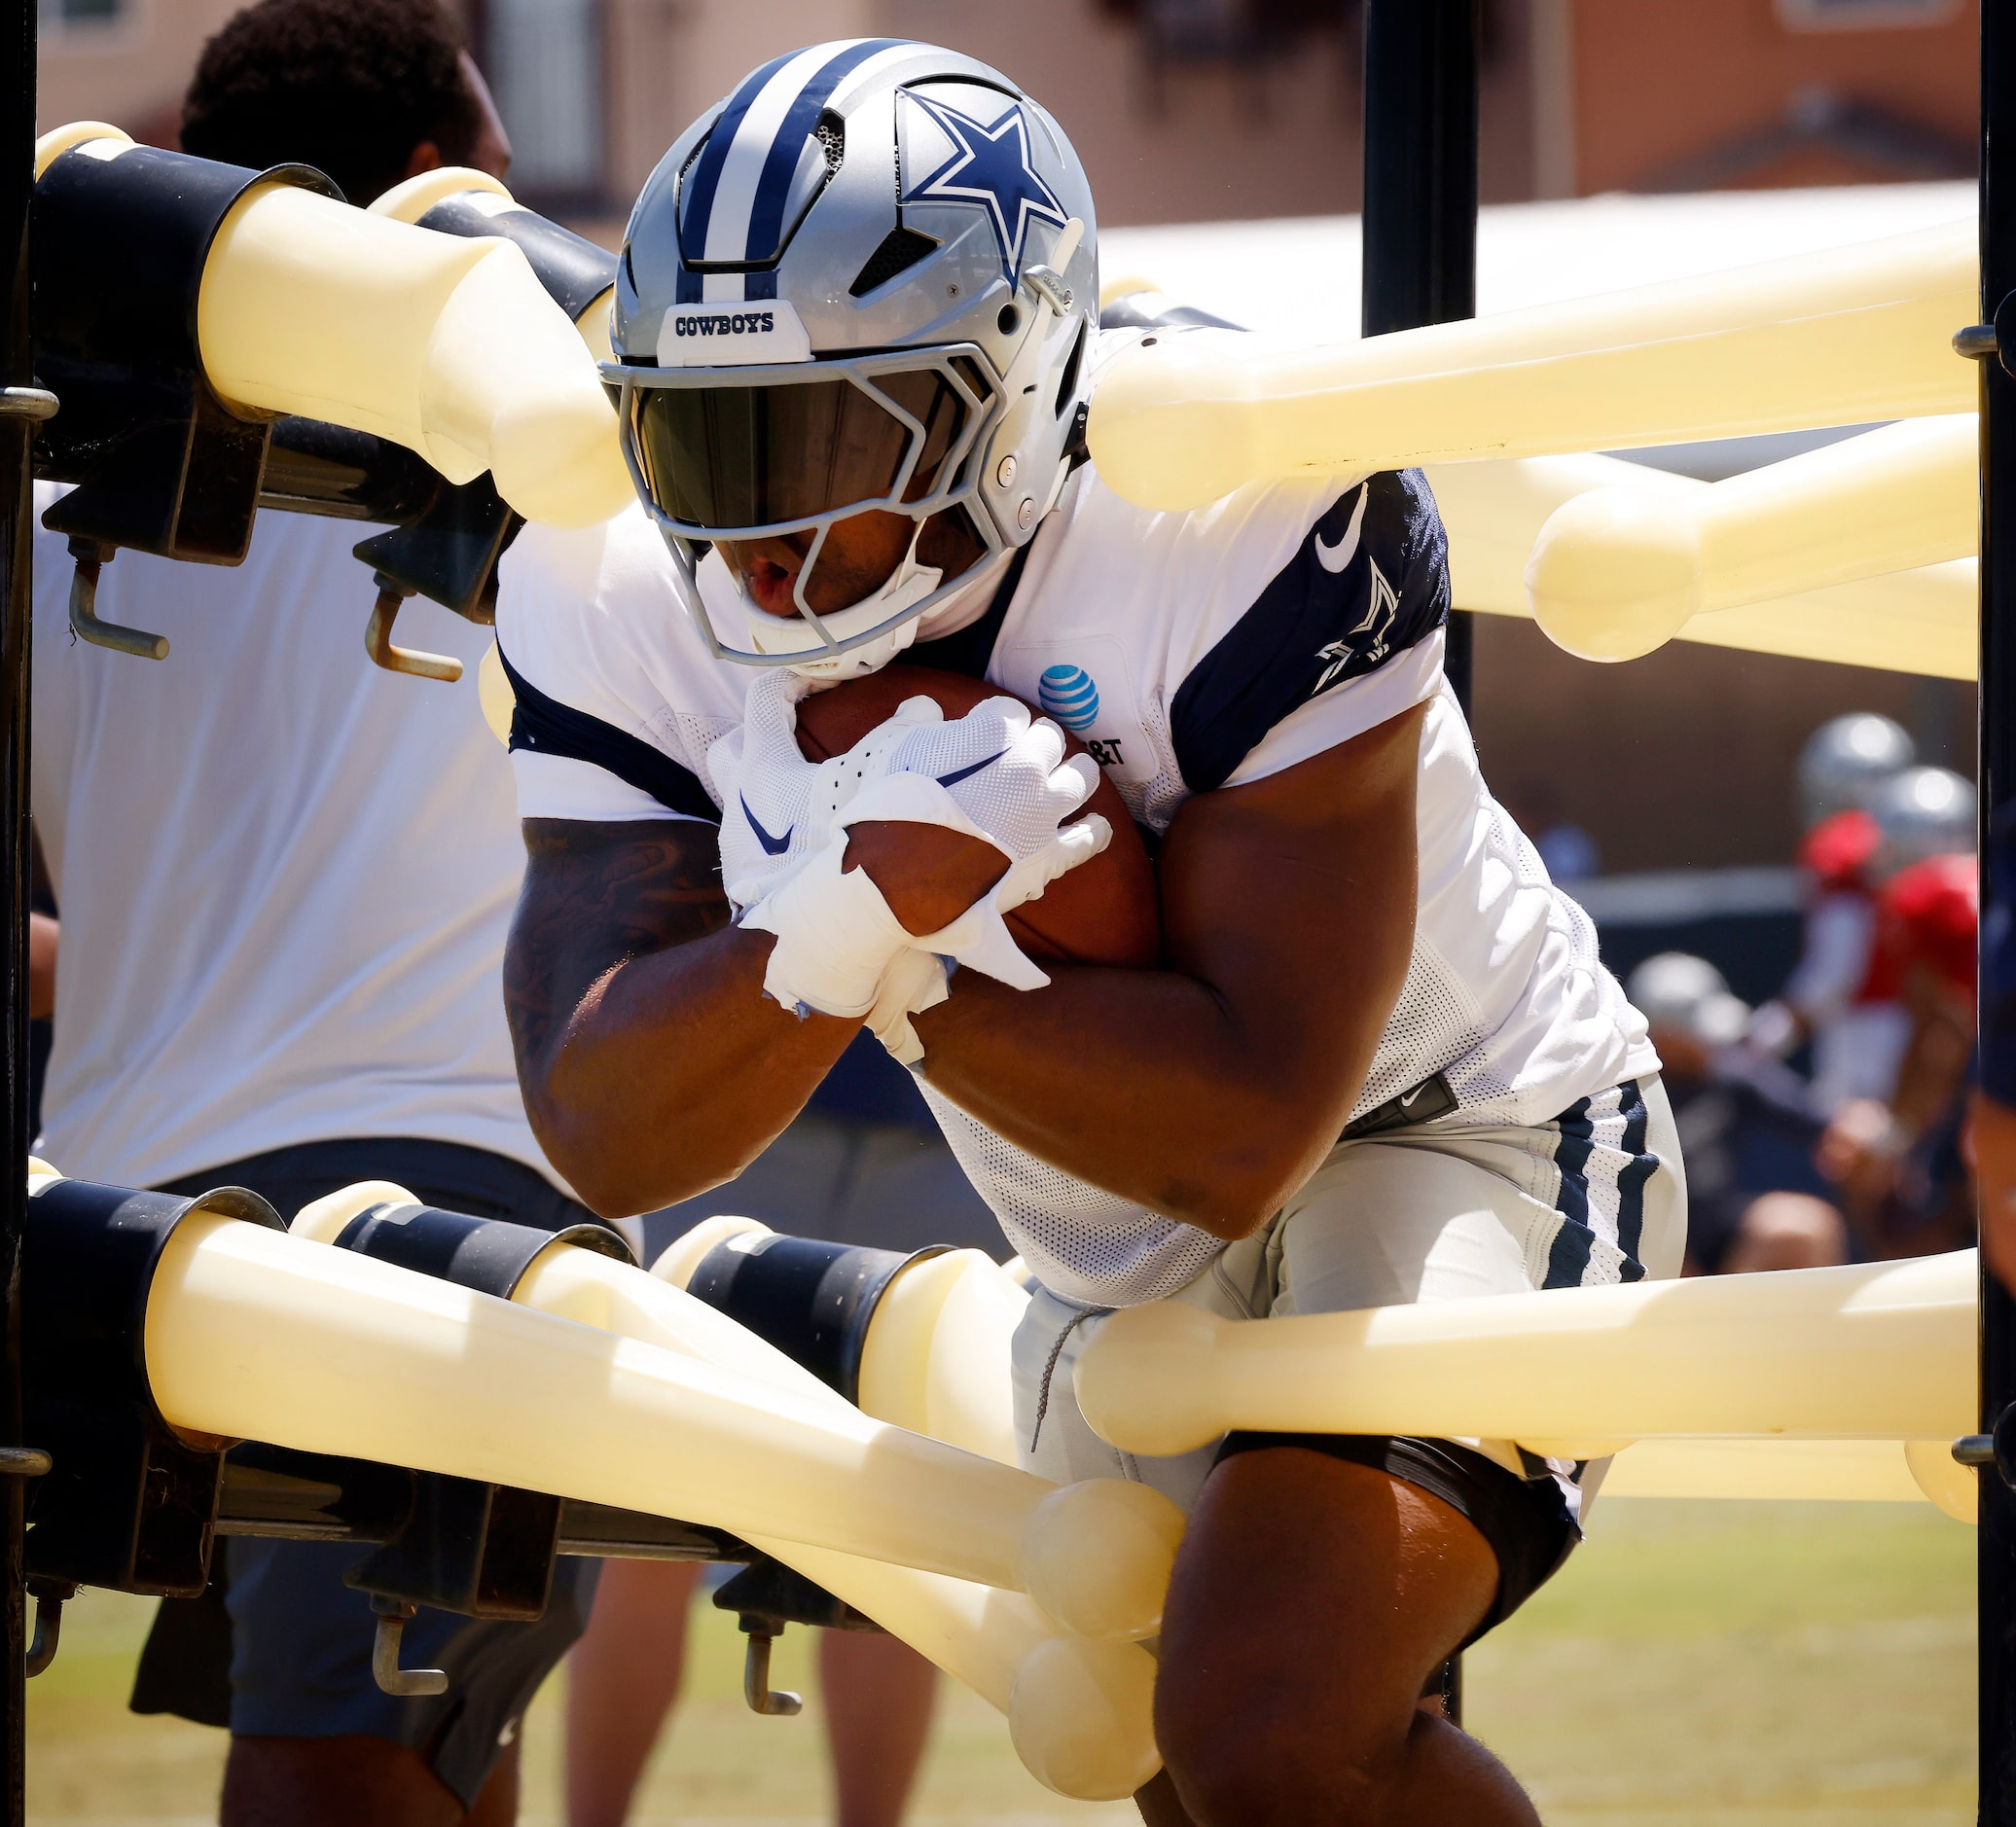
left=31, top=6, right=584, bottom=1822
left=1816, top=769, right=1980, bottom=1260
left=1627, top=952, right=1844, bottom=1274
left=1741, top=730, right=1977, bottom=1263
left=562, top=1029, right=995, bottom=1827
left=1976, top=801, right=2016, bottom=1294
left=1747, top=712, right=1915, bottom=1115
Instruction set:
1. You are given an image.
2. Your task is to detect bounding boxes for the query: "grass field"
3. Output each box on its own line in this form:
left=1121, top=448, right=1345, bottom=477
left=23, top=1497, right=1978, bottom=1825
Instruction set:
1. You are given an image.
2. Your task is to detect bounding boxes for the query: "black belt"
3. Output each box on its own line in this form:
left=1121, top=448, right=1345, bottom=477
left=1340, top=1071, right=1458, bottom=1142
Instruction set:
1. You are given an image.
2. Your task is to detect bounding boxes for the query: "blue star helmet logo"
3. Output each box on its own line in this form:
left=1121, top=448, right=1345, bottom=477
left=900, top=92, right=1069, bottom=284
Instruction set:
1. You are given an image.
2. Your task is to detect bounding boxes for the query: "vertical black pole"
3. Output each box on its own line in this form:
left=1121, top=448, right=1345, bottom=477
left=1985, top=6, right=2016, bottom=1819
left=1361, top=0, right=1479, bottom=710
left=0, top=0, right=28, bottom=1816
left=1361, top=0, right=1480, bottom=1733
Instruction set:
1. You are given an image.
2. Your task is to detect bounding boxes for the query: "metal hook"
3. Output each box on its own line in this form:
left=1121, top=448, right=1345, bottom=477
left=1023, top=216, right=1084, bottom=318
left=25, top=1581, right=75, bottom=1679
left=369, top=1597, right=449, bottom=1697
left=366, top=585, right=463, bottom=683
left=1023, top=266, right=1075, bottom=317
left=739, top=1627, right=802, bottom=1717
left=67, top=542, right=167, bottom=661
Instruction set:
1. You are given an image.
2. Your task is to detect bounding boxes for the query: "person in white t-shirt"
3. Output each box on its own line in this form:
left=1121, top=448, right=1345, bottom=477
left=33, top=7, right=588, bottom=1823
left=497, top=42, right=1682, bottom=1827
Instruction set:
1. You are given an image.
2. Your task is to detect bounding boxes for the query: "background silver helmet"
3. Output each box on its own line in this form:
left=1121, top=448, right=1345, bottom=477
left=1795, top=712, right=1914, bottom=829
left=1866, top=765, right=1977, bottom=877
left=609, top=41, right=1099, bottom=674
left=1625, top=952, right=1748, bottom=1049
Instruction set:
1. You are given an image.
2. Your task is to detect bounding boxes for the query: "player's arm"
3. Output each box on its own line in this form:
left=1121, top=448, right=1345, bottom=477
left=504, top=812, right=1012, bottom=1216
left=891, top=699, right=1424, bottom=1241
left=504, top=815, right=858, bottom=1214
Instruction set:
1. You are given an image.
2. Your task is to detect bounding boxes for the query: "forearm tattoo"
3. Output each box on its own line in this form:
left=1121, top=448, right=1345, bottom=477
left=505, top=818, right=730, bottom=1064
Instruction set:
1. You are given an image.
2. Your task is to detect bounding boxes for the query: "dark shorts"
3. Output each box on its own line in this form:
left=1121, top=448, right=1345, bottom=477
left=129, top=1136, right=606, bottom=1809
left=1216, top=1431, right=1577, bottom=1645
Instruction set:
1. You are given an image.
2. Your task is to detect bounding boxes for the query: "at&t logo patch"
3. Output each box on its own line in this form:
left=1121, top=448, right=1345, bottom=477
left=1038, top=663, right=1099, bottom=733
left=1006, top=636, right=1151, bottom=781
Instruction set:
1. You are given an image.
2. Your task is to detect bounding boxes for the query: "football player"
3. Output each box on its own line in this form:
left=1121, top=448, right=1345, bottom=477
left=1746, top=714, right=1916, bottom=1115
left=498, top=42, right=1681, bottom=1826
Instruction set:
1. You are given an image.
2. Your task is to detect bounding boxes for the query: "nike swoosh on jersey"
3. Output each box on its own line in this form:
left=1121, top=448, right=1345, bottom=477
left=935, top=747, right=1010, bottom=788
left=740, top=794, right=793, bottom=855
left=1314, top=483, right=1371, bottom=574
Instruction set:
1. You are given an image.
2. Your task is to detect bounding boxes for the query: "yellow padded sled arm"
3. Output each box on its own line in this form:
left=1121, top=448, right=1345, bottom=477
left=235, top=1190, right=1161, bottom=1798
left=367, top=166, right=617, bottom=362
left=143, top=1212, right=1180, bottom=1643
left=31, top=125, right=629, bottom=525
left=501, top=1236, right=1157, bottom=1800
left=1524, top=414, right=1979, bottom=663
left=192, top=177, right=630, bottom=526
left=1088, top=220, right=1976, bottom=510
left=649, top=1217, right=1033, bottom=1467
left=282, top=1196, right=1161, bottom=1800
left=1426, top=452, right=1977, bottom=679
left=1072, top=1250, right=1976, bottom=1459
left=1599, top=1436, right=1972, bottom=1522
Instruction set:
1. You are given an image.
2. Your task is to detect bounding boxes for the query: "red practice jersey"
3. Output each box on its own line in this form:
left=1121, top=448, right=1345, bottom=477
left=1864, top=853, right=1979, bottom=1006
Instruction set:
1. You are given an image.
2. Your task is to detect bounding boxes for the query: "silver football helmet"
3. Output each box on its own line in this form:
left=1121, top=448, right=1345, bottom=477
left=1625, top=952, right=1748, bottom=1049
left=1795, top=712, right=1915, bottom=829
left=606, top=41, right=1099, bottom=675
left=1867, top=766, right=1977, bottom=877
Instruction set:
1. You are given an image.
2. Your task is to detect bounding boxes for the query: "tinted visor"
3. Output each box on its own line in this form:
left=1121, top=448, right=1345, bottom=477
left=630, top=366, right=974, bottom=532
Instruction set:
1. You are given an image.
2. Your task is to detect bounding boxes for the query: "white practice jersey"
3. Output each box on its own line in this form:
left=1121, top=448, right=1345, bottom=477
left=31, top=488, right=561, bottom=1195
left=499, top=391, right=1657, bottom=1305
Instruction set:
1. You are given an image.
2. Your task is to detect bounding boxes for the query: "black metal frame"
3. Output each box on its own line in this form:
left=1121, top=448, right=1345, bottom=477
left=1361, top=0, right=1480, bottom=1727
left=1362, top=0, right=1480, bottom=711
left=0, top=0, right=2005, bottom=1810
left=2, top=0, right=30, bottom=1807
left=1984, top=5, right=2016, bottom=1817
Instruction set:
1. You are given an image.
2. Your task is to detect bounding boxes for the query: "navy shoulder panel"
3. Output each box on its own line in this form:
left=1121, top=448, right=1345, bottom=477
left=498, top=644, right=721, bottom=825
left=1169, top=469, right=1450, bottom=794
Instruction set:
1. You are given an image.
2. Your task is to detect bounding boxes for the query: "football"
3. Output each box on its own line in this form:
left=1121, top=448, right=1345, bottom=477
left=794, top=664, right=1160, bottom=969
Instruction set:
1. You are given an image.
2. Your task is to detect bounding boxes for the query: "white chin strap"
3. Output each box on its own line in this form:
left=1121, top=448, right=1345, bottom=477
left=744, top=531, right=943, bottom=682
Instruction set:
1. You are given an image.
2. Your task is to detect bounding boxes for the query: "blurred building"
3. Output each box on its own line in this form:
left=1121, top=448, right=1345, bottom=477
left=1562, top=0, right=1975, bottom=196
left=36, top=0, right=1978, bottom=220
left=32, top=0, right=1538, bottom=220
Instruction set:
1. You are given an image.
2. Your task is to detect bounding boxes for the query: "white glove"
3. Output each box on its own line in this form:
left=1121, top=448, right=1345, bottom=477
left=866, top=949, right=950, bottom=1066
left=844, top=694, right=1107, bottom=909
left=741, top=842, right=915, bottom=1020
left=728, top=681, right=1110, bottom=1022
left=835, top=761, right=1108, bottom=991
left=852, top=699, right=1113, bottom=1058
left=714, top=674, right=1112, bottom=914
left=709, top=669, right=940, bottom=914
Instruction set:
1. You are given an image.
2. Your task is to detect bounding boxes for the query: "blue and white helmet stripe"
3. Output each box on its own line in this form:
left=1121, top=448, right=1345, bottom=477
left=676, top=38, right=914, bottom=304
